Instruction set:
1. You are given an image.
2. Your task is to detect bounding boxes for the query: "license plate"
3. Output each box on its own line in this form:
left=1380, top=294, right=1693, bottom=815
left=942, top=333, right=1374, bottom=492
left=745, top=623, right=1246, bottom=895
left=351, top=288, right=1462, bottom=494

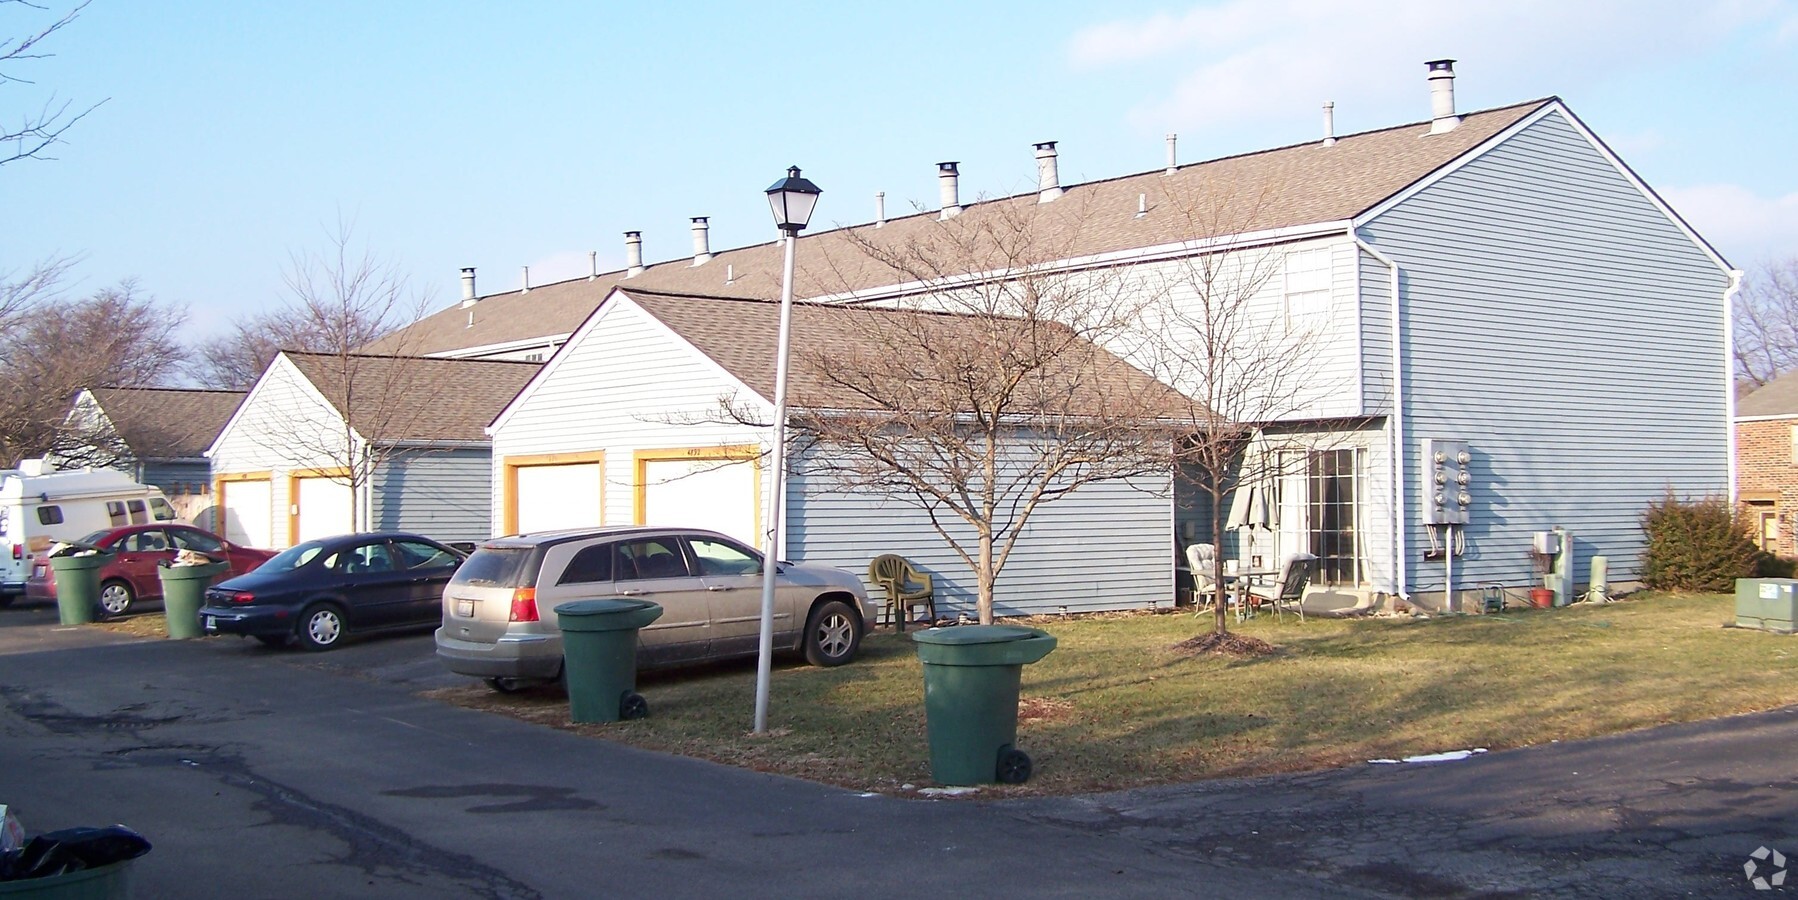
left=455, top=599, right=474, bottom=617
left=203, top=616, right=216, bottom=630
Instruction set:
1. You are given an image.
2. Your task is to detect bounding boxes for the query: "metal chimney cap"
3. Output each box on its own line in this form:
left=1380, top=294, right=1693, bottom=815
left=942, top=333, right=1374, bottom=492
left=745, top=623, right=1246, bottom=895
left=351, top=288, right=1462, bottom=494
left=1033, top=141, right=1057, bottom=153
left=1426, top=59, right=1456, bottom=73
left=938, top=161, right=960, bottom=173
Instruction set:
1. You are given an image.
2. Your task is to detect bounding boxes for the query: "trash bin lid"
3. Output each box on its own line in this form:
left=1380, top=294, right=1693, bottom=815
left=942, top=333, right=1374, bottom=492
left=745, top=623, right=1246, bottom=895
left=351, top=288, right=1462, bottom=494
left=554, top=598, right=658, bottom=617
left=910, top=624, right=1044, bottom=646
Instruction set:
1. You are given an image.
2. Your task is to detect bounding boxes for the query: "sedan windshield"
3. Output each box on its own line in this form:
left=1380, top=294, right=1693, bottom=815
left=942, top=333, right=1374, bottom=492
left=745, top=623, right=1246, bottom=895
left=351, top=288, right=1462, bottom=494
left=260, top=541, right=328, bottom=572
left=78, top=530, right=111, bottom=545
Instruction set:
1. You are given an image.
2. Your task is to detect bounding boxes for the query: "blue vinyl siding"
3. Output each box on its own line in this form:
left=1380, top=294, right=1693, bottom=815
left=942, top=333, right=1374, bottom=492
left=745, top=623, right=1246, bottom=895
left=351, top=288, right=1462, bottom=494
left=1359, top=109, right=1730, bottom=592
left=371, top=449, right=494, bottom=543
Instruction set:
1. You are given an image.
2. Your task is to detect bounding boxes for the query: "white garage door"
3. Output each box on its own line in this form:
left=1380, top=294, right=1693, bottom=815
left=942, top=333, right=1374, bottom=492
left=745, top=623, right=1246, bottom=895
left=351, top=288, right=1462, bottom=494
left=641, top=457, right=758, bottom=549
left=515, top=463, right=602, bottom=534
left=295, top=476, right=355, bottom=544
left=221, top=478, right=272, bottom=549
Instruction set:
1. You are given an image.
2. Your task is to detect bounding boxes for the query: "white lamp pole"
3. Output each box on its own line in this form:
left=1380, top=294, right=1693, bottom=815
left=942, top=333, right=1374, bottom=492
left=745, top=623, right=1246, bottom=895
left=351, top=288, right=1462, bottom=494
left=754, top=166, right=821, bottom=734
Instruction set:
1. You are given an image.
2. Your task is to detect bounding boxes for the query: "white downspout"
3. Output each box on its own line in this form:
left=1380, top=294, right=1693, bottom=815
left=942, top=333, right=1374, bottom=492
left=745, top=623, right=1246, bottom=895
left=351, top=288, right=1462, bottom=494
left=1724, top=268, right=1745, bottom=503
left=1352, top=230, right=1409, bottom=604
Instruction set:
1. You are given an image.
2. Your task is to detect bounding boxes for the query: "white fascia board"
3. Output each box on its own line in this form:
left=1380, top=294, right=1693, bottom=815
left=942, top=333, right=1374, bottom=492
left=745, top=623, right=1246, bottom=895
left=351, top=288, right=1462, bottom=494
left=378, top=439, right=492, bottom=450
left=1353, top=101, right=1734, bottom=276
left=487, top=292, right=621, bottom=436
left=426, top=334, right=571, bottom=360
left=1734, top=413, right=1798, bottom=423
left=805, top=220, right=1354, bottom=305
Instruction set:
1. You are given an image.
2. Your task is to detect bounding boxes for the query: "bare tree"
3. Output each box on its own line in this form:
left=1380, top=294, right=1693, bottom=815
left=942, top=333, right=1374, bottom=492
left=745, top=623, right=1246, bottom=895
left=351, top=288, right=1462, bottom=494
left=2, top=0, right=104, bottom=167
left=769, top=198, right=1185, bottom=624
left=1733, top=257, right=1798, bottom=388
left=242, top=222, right=439, bottom=531
left=187, top=303, right=389, bottom=390
left=0, top=277, right=186, bottom=463
left=1128, top=190, right=1364, bottom=636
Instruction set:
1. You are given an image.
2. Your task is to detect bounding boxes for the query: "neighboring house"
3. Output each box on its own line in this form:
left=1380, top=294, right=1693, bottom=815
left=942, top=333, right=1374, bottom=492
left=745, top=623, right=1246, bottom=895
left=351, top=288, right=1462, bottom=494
left=54, top=387, right=246, bottom=524
left=487, top=287, right=1180, bottom=618
left=207, top=351, right=539, bottom=549
left=397, top=61, right=1737, bottom=611
left=1735, top=374, right=1798, bottom=557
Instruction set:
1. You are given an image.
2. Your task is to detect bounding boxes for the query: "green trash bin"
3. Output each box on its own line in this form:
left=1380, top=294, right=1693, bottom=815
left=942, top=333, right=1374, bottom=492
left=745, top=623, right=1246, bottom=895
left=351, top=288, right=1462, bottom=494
left=0, top=859, right=135, bottom=899
left=912, top=624, right=1058, bottom=786
left=47, top=551, right=113, bottom=626
left=156, top=560, right=230, bottom=640
left=554, top=599, right=664, bottom=724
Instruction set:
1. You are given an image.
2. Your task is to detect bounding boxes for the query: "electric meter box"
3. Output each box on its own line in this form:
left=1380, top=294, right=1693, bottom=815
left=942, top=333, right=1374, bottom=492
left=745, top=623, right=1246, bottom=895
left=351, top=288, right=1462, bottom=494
left=1736, top=578, right=1798, bottom=634
left=1532, top=531, right=1561, bottom=555
left=1421, top=438, right=1471, bottom=525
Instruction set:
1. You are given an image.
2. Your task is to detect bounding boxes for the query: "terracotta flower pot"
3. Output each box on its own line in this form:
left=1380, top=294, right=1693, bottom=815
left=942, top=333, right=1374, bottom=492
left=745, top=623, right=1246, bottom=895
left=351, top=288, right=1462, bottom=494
left=1529, top=587, right=1555, bottom=608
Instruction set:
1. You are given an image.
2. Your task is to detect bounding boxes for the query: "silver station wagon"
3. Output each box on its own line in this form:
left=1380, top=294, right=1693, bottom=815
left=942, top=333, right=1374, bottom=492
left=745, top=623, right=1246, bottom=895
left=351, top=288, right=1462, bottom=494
left=434, top=526, right=876, bottom=691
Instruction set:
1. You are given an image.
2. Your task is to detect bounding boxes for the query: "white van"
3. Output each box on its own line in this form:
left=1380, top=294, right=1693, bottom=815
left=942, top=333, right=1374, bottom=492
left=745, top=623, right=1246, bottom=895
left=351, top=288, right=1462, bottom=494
left=0, top=460, right=178, bottom=600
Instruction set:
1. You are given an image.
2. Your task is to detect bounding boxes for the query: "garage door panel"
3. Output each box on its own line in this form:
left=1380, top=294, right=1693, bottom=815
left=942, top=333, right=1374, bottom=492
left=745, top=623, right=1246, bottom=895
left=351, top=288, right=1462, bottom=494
left=642, top=458, right=757, bottom=549
left=222, top=479, right=272, bottom=549
left=515, top=464, right=601, bottom=534
left=296, top=477, right=355, bottom=543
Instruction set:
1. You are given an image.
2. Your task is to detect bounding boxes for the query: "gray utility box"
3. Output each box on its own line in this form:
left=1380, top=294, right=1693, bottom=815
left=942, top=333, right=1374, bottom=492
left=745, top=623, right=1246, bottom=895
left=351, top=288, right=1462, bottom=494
left=1735, top=578, right=1798, bottom=634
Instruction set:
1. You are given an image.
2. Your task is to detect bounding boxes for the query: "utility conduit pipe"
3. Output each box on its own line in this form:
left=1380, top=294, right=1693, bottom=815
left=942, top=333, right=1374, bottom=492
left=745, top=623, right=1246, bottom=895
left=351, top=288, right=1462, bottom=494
left=1352, top=230, right=1409, bottom=606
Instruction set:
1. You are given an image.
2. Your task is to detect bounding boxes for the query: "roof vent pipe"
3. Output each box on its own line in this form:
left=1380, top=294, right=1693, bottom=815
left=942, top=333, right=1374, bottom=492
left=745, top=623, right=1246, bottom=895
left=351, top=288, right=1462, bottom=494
left=690, top=217, right=712, bottom=266
left=1426, top=59, right=1460, bottom=134
left=624, top=231, right=644, bottom=277
left=520, top=265, right=530, bottom=293
left=875, top=191, right=886, bottom=227
left=1034, top=141, right=1062, bottom=202
left=1322, top=102, right=1337, bottom=146
left=588, top=251, right=597, bottom=280
left=938, top=162, right=961, bottom=219
left=459, top=267, right=477, bottom=307
left=1165, top=133, right=1178, bottom=175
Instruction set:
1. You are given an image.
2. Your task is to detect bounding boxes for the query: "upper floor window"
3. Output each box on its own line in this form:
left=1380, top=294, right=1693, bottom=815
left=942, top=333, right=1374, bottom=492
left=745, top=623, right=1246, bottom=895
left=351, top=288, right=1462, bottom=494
left=1283, top=247, right=1333, bottom=333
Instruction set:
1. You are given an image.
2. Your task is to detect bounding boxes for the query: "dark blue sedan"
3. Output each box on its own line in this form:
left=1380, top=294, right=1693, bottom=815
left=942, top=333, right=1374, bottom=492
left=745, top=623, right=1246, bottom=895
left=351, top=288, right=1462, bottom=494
left=198, top=532, right=466, bottom=651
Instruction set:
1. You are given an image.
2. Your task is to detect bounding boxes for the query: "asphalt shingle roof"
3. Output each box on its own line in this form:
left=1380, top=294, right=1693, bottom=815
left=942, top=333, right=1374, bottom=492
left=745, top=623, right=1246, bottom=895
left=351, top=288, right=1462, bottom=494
left=370, top=100, right=1553, bottom=358
left=282, top=352, right=540, bottom=443
left=1738, top=372, right=1798, bottom=418
left=88, top=388, right=246, bottom=460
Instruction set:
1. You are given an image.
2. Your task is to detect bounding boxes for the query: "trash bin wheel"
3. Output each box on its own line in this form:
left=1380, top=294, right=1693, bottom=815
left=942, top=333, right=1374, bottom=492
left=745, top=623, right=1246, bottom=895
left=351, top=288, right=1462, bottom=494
left=619, top=691, right=649, bottom=721
left=996, top=748, right=1032, bottom=785
left=99, top=579, right=135, bottom=617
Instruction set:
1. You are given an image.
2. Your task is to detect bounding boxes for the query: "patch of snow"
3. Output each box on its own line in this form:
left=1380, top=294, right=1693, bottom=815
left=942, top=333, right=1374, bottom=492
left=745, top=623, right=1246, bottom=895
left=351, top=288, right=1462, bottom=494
left=918, top=786, right=980, bottom=798
left=1369, top=748, right=1489, bottom=765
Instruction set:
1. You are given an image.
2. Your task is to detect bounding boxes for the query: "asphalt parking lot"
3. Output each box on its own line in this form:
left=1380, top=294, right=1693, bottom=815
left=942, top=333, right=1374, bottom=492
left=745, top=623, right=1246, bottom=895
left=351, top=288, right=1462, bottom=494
left=2, top=604, right=1792, bottom=897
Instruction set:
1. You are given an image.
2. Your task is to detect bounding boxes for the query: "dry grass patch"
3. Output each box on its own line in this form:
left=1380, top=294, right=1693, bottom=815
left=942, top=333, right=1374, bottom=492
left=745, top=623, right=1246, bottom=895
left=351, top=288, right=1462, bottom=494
left=92, top=613, right=169, bottom=639
left=427, top=593, right=1798, bottom=796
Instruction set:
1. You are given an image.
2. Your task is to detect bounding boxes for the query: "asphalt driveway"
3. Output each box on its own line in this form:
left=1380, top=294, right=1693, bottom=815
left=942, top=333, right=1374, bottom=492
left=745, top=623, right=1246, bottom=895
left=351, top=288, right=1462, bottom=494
left=0, top=608, right=1790, bottom=897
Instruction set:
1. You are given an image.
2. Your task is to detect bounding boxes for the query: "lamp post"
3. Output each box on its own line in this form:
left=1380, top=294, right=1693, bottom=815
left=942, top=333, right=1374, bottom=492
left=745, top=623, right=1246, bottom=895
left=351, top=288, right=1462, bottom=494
left=754, top=165, right=821, bottom=734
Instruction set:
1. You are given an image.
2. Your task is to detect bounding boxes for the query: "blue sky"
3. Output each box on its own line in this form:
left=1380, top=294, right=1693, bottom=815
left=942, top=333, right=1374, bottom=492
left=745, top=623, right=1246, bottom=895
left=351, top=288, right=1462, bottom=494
left=5, top=1, right=1796, bottom=334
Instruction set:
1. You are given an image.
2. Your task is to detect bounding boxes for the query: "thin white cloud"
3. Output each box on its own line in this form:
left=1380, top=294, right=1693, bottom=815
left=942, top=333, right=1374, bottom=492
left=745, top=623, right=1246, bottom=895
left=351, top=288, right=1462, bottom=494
left=1070, top=0, right=1785, bottom=132
left=1662, top=183, right=1798, bottom=266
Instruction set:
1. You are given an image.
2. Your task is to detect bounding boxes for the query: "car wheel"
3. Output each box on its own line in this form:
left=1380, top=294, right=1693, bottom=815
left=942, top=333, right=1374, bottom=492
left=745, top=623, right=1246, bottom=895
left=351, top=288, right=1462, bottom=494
left=295, top=603, right=347, bottom=652
left=803, top=600, right=860, bottom=667
left=484, top=677, right=529, bottom=694
left=98, top=580, right=134, bottom=617
left=996, top=748, right=1033, bottom=785
left=254, top=634, right=291, bottom=649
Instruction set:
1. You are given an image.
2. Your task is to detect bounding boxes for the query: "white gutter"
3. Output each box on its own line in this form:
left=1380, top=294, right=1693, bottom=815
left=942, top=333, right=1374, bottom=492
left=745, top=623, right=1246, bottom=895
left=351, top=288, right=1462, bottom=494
left=1724, top=268, right=1745, bottom=503
left=1352, top=230, right=1409, bottom=603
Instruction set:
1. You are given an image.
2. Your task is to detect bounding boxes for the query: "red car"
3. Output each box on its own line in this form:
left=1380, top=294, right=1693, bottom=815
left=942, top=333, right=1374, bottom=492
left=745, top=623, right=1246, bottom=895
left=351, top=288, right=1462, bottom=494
left=23, top=524, right=276, bottom=617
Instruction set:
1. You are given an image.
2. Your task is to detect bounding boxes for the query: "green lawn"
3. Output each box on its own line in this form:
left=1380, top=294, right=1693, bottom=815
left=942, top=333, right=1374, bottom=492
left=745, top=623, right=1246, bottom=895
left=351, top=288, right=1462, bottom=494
left=428, top=593, right=1795, bottom=794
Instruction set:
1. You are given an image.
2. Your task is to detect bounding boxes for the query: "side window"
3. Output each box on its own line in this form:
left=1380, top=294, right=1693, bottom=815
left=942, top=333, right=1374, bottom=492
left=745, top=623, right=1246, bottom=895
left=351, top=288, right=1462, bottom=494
left=149, top=498, right=176, bottom=521
left=336, top=543, right=397, bottom=575
left=392, top=540, right=458, bottom=571
left=126, top=499, right=148, bottom=524
left=615, top=538, right=691, bottom=581
left=37, top=506, right=63, bottom=526
left=170, top=529, right=222, bottom=553
left=686, top=536, right=761, bottom=577
left=107, top=501, right=128, bottom=527
left=124, top=531, right=169, bottom=553
left=558, top=543, right=614, bottom=585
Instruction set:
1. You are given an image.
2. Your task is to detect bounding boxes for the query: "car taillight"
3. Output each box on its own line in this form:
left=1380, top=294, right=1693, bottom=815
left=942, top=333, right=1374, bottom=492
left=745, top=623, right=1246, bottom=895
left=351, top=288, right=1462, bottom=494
left=10, top=544, right=18, bottom=560
left=508, top=587, right=539, bottom=622
left=229, top=591, right=255, bottom=604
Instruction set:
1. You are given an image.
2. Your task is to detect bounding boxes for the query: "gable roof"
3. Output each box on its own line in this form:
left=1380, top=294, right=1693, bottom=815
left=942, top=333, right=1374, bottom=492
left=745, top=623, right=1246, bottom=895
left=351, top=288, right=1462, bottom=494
left=86, top=387, right=246, bottom=460
left=1738, top=372, right=1798, bottom=418
left=374, top=99, right=1554, bottom=357
left=617, top=287, right=1188, bottom=417
left=282, top=352, right=540, bottom=443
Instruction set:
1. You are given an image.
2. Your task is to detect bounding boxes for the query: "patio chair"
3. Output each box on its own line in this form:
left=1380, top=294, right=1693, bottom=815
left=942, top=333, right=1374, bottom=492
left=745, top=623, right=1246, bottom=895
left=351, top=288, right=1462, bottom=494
left=1184, top=543, right=1221, bottom=612
left=868, top=554, right=934, bottom=632
left=1245, top=553, right=1317, bottom=623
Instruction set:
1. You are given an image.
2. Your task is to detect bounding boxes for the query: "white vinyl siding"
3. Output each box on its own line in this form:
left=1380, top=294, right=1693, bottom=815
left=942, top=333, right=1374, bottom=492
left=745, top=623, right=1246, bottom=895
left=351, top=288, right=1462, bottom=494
left=1358, top=109, right=1730, bottom=593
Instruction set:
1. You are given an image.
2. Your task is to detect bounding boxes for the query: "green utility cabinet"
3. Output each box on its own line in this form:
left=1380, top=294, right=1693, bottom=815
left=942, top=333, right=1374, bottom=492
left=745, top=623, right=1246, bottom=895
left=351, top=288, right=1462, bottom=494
left=1736, top=578, right=1798, bottom=634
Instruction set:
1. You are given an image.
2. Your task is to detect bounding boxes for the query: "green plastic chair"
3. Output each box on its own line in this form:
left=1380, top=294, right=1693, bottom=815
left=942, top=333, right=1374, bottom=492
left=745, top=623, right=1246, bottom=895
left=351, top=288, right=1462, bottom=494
left=868, top=554, right=934, bottom=632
